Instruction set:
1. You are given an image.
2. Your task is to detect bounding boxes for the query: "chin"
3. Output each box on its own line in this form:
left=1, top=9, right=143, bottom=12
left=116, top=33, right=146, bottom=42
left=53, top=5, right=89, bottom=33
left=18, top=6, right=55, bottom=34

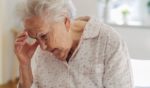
left=58, top=50, right=68, bottom=61
left=59, top=54, right=66, bottom=61
left=50, top=49, right=69, bottom=61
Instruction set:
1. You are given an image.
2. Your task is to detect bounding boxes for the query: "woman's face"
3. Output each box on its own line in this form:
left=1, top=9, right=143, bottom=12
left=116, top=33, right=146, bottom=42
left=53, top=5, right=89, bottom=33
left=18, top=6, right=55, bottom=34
left=24, top=16, right=72, bottom=60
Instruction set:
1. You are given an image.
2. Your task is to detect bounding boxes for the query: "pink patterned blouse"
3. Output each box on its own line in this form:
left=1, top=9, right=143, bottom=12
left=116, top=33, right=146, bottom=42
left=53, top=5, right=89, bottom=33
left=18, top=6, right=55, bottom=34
left=29, top=17, right=133, bottom=88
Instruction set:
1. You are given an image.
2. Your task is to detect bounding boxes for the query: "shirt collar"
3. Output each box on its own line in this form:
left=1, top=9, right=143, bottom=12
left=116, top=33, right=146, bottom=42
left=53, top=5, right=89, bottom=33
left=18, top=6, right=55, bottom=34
left=82, top=17, right=101, bottom=39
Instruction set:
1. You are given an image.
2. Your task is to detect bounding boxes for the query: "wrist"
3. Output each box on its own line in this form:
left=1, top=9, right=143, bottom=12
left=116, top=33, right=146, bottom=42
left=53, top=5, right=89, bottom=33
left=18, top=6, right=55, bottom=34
left=19, top=62, right=31, bottom=69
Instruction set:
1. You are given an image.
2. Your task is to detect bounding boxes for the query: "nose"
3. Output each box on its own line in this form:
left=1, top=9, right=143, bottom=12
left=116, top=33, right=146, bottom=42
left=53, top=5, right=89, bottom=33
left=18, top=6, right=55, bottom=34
left=38, top=39, right=47, bottom=50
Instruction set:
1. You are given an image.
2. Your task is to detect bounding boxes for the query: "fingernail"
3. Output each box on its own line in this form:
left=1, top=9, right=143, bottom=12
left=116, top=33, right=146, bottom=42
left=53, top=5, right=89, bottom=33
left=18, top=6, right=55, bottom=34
left=24, top=32, right=28, bottom=36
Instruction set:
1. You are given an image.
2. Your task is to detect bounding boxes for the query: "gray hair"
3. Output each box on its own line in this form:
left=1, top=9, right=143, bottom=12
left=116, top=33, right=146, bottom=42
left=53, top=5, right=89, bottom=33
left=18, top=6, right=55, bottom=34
left=17, top=0, right=76, bottom=22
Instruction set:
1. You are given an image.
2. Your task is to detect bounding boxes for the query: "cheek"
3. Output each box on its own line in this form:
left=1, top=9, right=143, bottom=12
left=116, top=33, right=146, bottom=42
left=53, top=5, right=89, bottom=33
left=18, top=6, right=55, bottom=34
left=54, top=31, right=66, bottom=45
left=46, top=32, right=62, bottom=48
left=47, top=29, right=70, bottom=49
left=46, top=39, right=51, bottom=48
left=45, top=34, right=53, bottom=48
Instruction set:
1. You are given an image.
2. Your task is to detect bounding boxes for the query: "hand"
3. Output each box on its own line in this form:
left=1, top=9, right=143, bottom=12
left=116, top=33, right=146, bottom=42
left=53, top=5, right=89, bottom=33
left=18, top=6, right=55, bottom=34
left=14, top=31, right=39, bottom=65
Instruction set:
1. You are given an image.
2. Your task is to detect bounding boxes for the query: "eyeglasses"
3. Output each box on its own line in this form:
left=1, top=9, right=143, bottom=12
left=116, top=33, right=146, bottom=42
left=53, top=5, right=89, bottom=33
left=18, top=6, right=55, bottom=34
left=28, top=30, right=49, bottom=41
left=36, top=31, right=49, bottom=41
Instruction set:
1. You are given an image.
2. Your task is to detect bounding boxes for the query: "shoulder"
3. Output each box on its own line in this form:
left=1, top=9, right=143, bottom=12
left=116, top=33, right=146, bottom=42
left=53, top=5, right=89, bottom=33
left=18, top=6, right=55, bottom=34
left=88, top=17, right=125, bottom=52
left=85, top=17, right=122, bottom=42
left=99, top=22, right=124, bottom=52
left=99, top=22, right=122, bottom=43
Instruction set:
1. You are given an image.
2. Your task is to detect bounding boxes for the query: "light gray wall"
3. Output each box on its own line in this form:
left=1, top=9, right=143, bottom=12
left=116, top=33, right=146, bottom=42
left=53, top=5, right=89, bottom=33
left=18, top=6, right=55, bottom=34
left=113, top=25, right=150, bottom=59
left=72, top=0, right=99, bottom=17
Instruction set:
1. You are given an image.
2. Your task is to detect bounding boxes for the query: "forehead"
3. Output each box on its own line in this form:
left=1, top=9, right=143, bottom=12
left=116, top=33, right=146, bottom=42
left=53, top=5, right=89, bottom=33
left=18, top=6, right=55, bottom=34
left=24, top=16, right=49, bottom=38
left=24, top=16, right=46, bottom=30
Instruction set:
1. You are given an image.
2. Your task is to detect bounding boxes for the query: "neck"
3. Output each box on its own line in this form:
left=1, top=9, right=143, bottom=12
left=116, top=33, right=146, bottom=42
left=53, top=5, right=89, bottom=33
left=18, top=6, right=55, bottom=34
left=69, top=20, right=87, bottom=52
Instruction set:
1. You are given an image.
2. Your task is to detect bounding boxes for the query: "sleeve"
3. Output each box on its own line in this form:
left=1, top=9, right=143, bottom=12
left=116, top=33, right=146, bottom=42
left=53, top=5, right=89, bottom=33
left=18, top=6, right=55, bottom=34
left=103, top=29, right=134, bottom=88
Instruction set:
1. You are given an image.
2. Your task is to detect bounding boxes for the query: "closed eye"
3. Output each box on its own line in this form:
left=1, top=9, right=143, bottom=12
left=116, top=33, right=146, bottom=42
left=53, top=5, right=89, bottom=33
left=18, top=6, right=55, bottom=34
left=40, top=33, right=48, bottom=40
left=41, top=35, right=46, bottom=38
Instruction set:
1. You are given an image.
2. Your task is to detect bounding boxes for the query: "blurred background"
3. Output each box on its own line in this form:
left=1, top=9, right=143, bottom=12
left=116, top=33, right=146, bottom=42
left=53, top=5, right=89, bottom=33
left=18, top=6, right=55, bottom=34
left=0, top=0, right=150, bottom=88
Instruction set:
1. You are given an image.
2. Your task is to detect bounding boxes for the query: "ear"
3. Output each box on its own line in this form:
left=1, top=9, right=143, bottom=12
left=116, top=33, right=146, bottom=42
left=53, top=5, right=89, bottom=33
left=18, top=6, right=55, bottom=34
left=64, top=17, right=71, bottom=32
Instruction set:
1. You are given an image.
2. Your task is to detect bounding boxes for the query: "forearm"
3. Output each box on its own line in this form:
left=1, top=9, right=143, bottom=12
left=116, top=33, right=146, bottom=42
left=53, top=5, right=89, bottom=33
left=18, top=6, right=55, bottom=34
left=18, top=63, right=33, bottom=88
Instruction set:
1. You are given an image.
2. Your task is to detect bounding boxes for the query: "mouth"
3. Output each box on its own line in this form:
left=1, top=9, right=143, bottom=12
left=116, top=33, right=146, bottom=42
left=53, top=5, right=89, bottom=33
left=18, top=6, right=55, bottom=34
left=51, top=48, right=57, bottom=53
left=50, top=48, right=59, bottom=56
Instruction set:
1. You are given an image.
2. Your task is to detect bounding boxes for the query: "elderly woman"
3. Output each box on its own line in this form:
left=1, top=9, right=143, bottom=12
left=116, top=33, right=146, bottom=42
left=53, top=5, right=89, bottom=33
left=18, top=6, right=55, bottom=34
left=14, top=0, right=133, bottom=88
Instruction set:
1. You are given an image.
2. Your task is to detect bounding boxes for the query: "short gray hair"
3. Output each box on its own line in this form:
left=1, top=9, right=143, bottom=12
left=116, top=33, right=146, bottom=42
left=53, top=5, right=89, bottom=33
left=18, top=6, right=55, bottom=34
left=17, top=0, right=76, bottom=22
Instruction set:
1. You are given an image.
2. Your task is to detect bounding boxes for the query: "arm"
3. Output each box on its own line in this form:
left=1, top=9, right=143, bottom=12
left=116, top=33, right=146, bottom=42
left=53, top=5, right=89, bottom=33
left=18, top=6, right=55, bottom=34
left=17, top=51, right=39, bottom=88
left=103, top=30, right=134, bottom=88
left=18, top=63, right=33, bottom=88
left=14, top=32, right=39, bottom=88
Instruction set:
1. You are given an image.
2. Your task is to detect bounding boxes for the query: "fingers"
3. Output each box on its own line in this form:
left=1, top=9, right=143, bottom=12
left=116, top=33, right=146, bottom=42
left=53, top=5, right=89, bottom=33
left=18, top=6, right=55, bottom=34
left=16, top=32, right=28, bottom=41
left=17, top=31, right=27, bottom=38
left=14, top=32, right=28, bottom=53
left=16, top=31, right=28, bottom=42
left=14, top=41, right=25, bottom=53
left=15, top=36, right=27, bottom=42
left=15, top=41, right=26, bottom=46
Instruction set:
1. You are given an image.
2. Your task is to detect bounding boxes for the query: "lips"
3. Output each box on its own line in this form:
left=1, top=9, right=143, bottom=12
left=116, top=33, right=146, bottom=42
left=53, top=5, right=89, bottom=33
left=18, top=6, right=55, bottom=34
left=51, top=48, right=57, bottom=53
